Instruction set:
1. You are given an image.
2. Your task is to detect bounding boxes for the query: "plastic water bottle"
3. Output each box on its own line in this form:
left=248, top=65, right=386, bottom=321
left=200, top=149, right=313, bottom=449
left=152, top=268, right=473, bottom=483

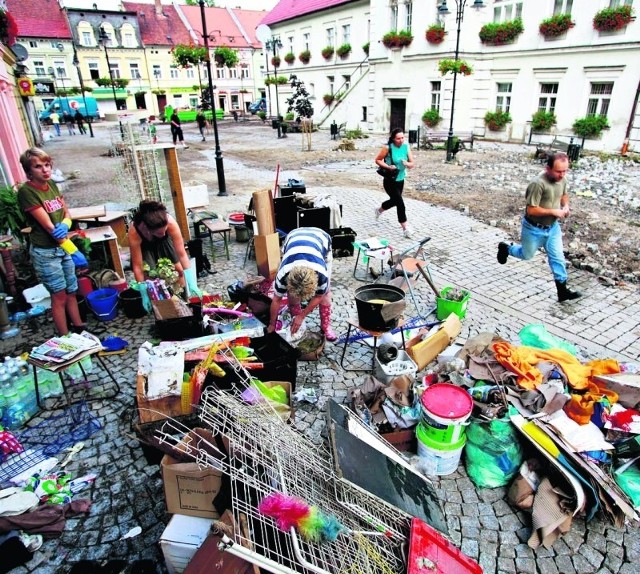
left=79, top=356, right=93, bottom=375
left=1, top=370, right=26, bottom=429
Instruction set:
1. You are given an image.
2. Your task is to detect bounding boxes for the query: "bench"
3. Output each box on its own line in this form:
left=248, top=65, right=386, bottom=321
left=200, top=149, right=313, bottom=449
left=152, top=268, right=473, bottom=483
left=532, top=134, right=583, bottom=163
left=420, top=131, right=474, bottom=151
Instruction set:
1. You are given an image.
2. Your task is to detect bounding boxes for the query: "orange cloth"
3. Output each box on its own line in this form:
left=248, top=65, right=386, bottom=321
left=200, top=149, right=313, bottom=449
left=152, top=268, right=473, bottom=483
left=492, top=341, right=593, bottom=390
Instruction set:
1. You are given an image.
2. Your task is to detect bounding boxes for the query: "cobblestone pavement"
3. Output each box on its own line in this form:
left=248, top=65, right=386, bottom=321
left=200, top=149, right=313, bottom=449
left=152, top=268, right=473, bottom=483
left=2, top=124, right=639, bottom=573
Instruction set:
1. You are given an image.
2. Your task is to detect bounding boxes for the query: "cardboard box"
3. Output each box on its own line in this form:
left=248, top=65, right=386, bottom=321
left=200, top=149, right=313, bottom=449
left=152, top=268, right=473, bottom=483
left=160, top=513, right=215, bottom=574
left=161, top=429, right=224, bottom=519
left=406, top=314, right=462, bottom=371
left=252, top=189, right=275, bottom=235
left=136, top=374, right=183, bottom=424
left=254, top=233, right=281, bottom=280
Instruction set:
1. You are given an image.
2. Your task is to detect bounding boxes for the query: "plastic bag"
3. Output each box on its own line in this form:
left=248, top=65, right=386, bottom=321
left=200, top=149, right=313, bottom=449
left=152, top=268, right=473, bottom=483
left=614, top=464, right=640, bottom=508
left=518, top=324, right=577, bottom=356
left=464, top=416, right=523, bottom=488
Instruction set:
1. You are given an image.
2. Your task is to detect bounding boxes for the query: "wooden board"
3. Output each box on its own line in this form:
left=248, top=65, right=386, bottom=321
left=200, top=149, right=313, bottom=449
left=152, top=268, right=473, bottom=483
left=136, top=374, right=183, bottom=424
left=326, top=400, right=448, bottom=535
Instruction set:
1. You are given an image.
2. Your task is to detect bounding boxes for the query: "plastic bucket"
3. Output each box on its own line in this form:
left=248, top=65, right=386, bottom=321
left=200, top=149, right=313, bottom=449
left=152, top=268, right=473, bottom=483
left=109, top=278, right=128, bottom=293
left=436, top=286, right=471, bottom=320
left=416, top=425, right=466, bottom=476
left=86, top=288, right=119, bottom=321
left=421, top=383, right=473, bottom=425
left=354, top=284, right=405, bottom=332
left=119, top=288, right=146, bottom=319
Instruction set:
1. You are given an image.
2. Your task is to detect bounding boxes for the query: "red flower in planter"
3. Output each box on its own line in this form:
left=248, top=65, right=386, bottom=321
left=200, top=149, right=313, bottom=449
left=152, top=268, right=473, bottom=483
left=426, top=25, right=445, bottom=45
left=593, top=5, right=634, bottom=32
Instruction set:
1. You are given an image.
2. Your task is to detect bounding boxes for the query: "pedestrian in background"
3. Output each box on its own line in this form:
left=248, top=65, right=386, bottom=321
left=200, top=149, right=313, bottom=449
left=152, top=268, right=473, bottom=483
left=497, top=151, right=581, bottom=302
left=196, top=109, right=207, bottom=142
left=63, top=111, right=76, bottom=135
left=374, top=128, right=415, bottom=238
left=149, top=120, right=158, bottom=144
left=17, top=148, right=87, bottom=335
left=50, top=111, right=61, bottom=136
left=75, top=110, right=86, bottom=135
left=170, top=111, right=188, bottom=149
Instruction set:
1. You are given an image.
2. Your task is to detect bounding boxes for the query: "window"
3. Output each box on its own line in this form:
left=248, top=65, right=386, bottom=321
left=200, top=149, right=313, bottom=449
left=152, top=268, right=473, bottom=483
left=342, top=24, right=351, bottom=44
left=170, top=67, right=179, bottom=79
left=173, top=95, right=183, bottom=107
left=203, top=68, right=208, bottom=80
left=609, top=0, right=633, bottom=7
left=309, top=82, right=315, bottom=97
left=288, top=36, right=294, bottom=54
left=29, top=40, right=38, bottom=48
left=496, top=82, right=512, bottom=112
left=152, top=65, right=162, bottom=79
left=82, top=31, right=92, bottom=46
left=186, top=68, right=195, bottom=79
left=33, top=60, right=46, bottom=76
left=190, top=95, right=199, bottom=108
left=553, top=0, right=573, bottom=14
left=216, top=67, right=226, bottom=79
left=326, top=27, right=335, bottom=47
left=538, top=83, right=558, bottom=113
left=240, top=67, right=249, bottom=79
left=327, top=75, right=334, bottom=94
left=227, top=67, right=236, bottom=79
left=431, top=81, right=441, bottom=111
left=88, top=62, right=99, bottom=80
left=390, top=0, right=398, bottom=30
left=124, top=34, right=134, bottom=48
left=405, top=1, right=413, bottom=30
left=231, top=95, right=239, bottom=109
left=587, top=82, right=613, bottom=117
left=109, top=63, right=121, bottom=79
left=493, top=1, right=523, bottom=22
left=53, top=61, right=67, bottom=78
left=342, top=75, right=351, bottom=91
left=130, top=62, right=140, bottom=79
left=303, top=33, right=310, bottom=51
left=362, top=106, right=367, bottom=121
left=50, top=41, right=59, bottom=49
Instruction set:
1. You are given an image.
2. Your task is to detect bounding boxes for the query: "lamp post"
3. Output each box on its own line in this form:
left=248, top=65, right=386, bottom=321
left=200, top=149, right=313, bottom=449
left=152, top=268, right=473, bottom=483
left=98, top=26, right=120, bottom=112
left=199, top=0, right=227, bottom=196
left=54, top=43, right=70, bottom=110
left=263, top=49, right=272, bottom=118
left=438, top=0, right=484, bottom=162
left=72, top=45, right=94, bottom=137
left=265, top=37, right=283, bottom=139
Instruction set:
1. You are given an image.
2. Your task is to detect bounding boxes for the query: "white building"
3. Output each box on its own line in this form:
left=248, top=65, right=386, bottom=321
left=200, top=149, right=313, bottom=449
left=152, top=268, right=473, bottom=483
left=262, top=0, right=640, bottom=152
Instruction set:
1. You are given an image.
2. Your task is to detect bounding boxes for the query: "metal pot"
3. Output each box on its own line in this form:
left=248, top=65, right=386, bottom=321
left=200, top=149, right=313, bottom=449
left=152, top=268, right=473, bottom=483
left=354, top=284, right=406, bottom=332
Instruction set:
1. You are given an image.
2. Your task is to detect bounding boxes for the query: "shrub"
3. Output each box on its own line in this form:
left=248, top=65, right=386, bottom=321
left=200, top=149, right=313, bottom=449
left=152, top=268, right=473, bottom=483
left=382, top=29, right=414, bottom=48
left=172, top=44, right=207, bottom=68
left=336, top=43, right=352, bottom=58
left=422, top=109, right=442, bottom=128
left=572, top=115, right=609, bottom=138
left=479, top=19, right=524, bottom=45
left=321, top=46, right=335, bottom=60
left=214, top=46, right=239, bottom=68
left=271, top=56, right=281, bottom=68
left=531, top=110, right=557, bottom=132
left=426, top=24, right=446, bottom=44
left=593, top=5, right=634, bottom=31
left=257, top=110, right=266, bottom=121
left=284, top=52, right=295, bottom=64
left=438, top=58, right=473, bottom=76
left=298, top=50, right=311, bottom=64
left=285, top=112, right=295, bottom=120
left=539, top=13, right=575, bottom=38
left=484, top=110, right=512, bottom=131
left=362, top=42, right=370, bottom=55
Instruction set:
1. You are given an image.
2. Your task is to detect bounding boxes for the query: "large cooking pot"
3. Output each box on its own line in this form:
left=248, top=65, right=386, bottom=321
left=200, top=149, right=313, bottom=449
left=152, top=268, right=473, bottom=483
left=354, top=284, right=406, bottom=332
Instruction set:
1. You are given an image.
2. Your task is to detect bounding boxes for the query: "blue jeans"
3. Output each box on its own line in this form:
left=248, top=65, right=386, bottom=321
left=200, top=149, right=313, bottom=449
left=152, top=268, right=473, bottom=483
left=509, top=218, right=568, bottom=282
left=53, top=123, right=61, bottom=136
left=30, top=246, right=78, bottom=294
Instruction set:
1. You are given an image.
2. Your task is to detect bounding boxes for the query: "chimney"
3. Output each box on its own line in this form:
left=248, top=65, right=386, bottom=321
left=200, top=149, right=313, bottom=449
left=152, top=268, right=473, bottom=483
left=155, top=0, right=162, bottom=16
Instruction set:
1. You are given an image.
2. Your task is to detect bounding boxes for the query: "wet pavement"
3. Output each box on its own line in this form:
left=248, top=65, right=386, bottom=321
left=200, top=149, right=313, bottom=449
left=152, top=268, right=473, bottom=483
left=2, top=123, right=639, bottom=573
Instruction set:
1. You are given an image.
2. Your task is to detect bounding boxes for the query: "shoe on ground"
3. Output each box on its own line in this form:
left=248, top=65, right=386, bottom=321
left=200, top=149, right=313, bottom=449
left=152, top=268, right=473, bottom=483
left=324, top=328, right=338, bottom=342
left=403, top=227, right=413, bottom=239
left=555, top=280, right=582, bottom=302
left=374, top=207, right=381, bottom=221
left=497, top=242, right=510, bottom=264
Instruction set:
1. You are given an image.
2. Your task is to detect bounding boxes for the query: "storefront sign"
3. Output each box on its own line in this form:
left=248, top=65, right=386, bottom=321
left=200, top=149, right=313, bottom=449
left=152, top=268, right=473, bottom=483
left=17, top=77, right=35, bottom=96
left=33, top=80, right=55, bottom=95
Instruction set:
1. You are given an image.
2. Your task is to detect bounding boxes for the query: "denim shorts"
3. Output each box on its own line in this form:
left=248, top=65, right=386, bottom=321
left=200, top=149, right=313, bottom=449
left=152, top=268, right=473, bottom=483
left=30, top=246, right=78, bottom=294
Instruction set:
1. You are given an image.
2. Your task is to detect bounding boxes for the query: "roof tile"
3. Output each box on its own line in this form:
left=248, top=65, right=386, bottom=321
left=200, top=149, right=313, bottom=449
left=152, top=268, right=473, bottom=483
left=123, top=2, right=192, bottom=46
left=260, top=0, right=355, bottom=26
left=6, top=0, right=71, bottom=39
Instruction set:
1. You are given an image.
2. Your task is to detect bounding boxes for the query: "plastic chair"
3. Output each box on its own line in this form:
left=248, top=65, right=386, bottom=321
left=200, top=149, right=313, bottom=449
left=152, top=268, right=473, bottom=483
left=386, top=237, right=437, bottom=318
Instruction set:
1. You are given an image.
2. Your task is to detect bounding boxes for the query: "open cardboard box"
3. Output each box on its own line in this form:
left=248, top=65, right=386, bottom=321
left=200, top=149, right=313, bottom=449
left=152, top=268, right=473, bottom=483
left=406, top=314, right=462, bottom=371
left=161, top=428, right=225, bottom=519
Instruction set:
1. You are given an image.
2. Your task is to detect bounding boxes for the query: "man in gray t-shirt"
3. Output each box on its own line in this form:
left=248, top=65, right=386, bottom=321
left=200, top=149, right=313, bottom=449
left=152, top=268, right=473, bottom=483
left=497, top=152, right=581, bottom=302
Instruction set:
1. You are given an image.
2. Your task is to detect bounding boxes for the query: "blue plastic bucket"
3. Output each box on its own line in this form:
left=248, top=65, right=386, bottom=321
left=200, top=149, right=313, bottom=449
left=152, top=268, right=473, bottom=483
left=86, top=288, right=119, bottom=321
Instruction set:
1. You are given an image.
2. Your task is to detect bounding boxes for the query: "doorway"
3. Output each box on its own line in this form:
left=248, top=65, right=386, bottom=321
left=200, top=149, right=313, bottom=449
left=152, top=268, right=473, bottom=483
left=389, top=99, right=406, bottom=133
left=157, top=94, right=167, bottom=117
left=135, top=92, right=147, bottom=110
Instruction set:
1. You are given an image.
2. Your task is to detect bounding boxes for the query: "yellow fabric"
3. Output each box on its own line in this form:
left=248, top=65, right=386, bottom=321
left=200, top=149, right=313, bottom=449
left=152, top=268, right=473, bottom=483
left=62, top=217, right=72, bottom=228
left=59, top=238, right=78, bottom=255
left=492, top=341, right=592, bottom=390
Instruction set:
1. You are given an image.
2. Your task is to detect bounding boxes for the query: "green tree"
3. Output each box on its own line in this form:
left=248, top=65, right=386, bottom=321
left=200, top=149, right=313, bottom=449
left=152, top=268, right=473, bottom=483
left=172, top=44, right=207, bottom=68
left=184, top=0, right=215, bottom=6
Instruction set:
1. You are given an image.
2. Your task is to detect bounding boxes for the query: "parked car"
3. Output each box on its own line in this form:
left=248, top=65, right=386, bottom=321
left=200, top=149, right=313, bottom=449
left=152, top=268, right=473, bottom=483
left=249, top=98, right=267, bottom=114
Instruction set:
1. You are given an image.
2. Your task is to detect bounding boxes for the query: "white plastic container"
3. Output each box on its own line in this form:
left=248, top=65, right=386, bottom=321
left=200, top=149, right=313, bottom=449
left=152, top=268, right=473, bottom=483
left=23, top=284, right=52, bottom=309
left=160, top=514, right=214, bottom=574
left=374, top=350, right=418, bottom=383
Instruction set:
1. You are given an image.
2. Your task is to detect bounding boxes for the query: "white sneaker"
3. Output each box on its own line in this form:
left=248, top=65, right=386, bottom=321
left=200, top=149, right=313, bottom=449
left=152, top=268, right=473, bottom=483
left=374, top=207, right=381, bottom=221
left=403, top=227, right=413, bottom=239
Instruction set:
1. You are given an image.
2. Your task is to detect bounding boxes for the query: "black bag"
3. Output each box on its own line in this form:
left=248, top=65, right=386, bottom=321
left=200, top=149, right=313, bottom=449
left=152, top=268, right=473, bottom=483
left=375, top=145, right=398, bottom=180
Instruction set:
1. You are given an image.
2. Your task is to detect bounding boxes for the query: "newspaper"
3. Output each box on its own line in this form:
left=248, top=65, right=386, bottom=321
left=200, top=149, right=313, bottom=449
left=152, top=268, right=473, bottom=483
left=30, top=332, right=102, bottom=364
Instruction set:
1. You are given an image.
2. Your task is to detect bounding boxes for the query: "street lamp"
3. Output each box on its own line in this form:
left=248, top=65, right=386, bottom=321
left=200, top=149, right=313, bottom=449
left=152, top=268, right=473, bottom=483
left=98, top=26, right=120, bottom=112
left=53, top=43, right=70, bottom=111
left=199, top=0, right=227, bottom=196
left=265, top=37, right=284, bottom=139
left=72, top=45, right=94, bottom=137
left=438, top=0, right=484, bottom=162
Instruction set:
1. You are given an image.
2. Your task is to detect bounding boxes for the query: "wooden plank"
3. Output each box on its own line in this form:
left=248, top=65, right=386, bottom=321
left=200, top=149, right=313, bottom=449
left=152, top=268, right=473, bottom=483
left=136, top=374, right=183, bottom=424
left=164, top=147, right=191, bottom=241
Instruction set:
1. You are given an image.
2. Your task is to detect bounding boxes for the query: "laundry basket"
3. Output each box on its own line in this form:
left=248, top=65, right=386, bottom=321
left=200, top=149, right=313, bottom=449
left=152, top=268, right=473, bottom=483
left=374, top=350, right=418, bottom=383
